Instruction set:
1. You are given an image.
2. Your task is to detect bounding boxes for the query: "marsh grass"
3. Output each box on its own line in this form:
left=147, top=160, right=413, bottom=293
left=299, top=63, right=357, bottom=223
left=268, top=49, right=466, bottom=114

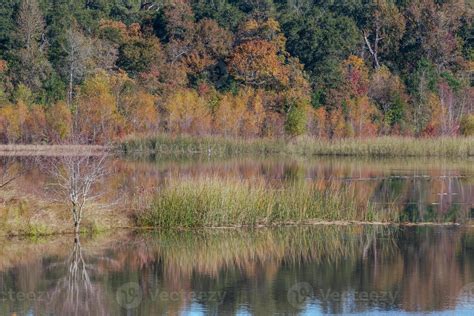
left=136, top=177, right=401, bottom=228
left=120, top=135, right=474, bottom=157
left=120, top=134, right=286, bottom=156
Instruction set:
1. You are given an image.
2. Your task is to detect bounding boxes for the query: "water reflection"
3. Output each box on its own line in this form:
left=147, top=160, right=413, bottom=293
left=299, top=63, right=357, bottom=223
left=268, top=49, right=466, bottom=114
left=2, top=156, right=472, bottom=224
left=47, top=237, right=109, bottom=315
left=0, top=226, right=473, bottom=315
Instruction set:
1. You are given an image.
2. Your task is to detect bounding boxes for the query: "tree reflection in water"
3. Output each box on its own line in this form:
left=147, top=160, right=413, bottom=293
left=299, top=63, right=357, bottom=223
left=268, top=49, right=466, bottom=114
left=0, top=226, right=472, bottom=315
left=47, top=236, right=108, bottom=316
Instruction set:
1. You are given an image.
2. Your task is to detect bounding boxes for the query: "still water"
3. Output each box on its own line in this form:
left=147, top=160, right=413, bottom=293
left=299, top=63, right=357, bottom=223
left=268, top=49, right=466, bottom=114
left=4, top=156, right=474, bottom=223
left=0, top=156, right=473, bottom=315
left=0, top=226, right=473, bottom=315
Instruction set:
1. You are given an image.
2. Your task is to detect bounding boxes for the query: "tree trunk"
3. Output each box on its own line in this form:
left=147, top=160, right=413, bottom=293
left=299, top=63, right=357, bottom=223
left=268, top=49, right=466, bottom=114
left=74, top=220, right=80, bottom=234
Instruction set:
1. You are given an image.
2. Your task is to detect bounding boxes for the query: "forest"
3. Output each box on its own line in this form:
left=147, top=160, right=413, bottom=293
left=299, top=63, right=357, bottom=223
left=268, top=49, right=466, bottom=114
left=0, top=0, right=472, bottom=144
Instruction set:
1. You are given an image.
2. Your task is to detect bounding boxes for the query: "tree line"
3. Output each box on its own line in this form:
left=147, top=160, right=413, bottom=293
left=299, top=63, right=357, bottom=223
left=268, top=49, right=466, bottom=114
left=0, top=0, right=472, bottom=144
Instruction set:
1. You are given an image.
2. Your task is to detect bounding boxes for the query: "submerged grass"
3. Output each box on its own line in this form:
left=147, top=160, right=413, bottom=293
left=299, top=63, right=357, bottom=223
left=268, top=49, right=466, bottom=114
left=136, top=178, right=400, bottom=228
left=120, top=135, right=474, bottom=158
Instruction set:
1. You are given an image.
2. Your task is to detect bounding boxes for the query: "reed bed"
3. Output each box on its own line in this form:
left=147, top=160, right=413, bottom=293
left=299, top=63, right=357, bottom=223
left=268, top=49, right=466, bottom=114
left=120, top=135, right=474, bottom=158
left=120, top=134, right=286, bottom=156
left=136, top=177, right=400, bottom=228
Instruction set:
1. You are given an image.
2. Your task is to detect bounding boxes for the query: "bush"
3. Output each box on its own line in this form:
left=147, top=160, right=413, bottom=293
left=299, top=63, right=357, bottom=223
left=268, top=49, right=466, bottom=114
left=460, top=115, right=474, bottom=136
left=285, top=105, right=307, bottom=137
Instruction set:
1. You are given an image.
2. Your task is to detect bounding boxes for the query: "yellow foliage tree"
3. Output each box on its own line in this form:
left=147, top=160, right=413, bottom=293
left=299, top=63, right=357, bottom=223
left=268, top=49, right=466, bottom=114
left=122, top=91, right=158, bottom=134
left=0, top=104, right=19, bottom=143
left=76, top=72, right=123, bottom=143
left=164, top=89, right=211, bottom=135
left=47, top=101, right=72, bottom=142
left=308, top=107, right=328, bottom=138
left=241, top=90, right=265, bottom=137
left=25, top=105, right=47, bottom=143
left=213, top=93, right=247, bottom=137
left=330, top=108, right=347, bottom=138
left=346, top=96, right=379, bottom=137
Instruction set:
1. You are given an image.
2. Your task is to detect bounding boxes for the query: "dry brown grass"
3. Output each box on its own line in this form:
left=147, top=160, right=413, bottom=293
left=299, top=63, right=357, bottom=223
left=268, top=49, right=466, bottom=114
left=0, top=144, right=109, bottom=156
left=0, top=187, right=131, bottom=237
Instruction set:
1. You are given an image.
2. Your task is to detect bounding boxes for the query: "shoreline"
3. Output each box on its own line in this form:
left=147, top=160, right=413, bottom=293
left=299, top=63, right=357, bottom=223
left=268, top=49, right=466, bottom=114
left=0, top=144, right=109, bottom=156
left=2, top=221, right=473, bottom=239
left=121, top=135, right=474, bottom=158
left=0, top=135, right=472, bottom=157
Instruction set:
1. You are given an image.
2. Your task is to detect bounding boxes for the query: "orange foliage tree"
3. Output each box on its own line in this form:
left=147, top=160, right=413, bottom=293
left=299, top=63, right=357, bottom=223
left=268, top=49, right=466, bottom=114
left=330, top=56, right=381, bottom=137
left=228, top=40, right=289, bottom=88
left=228, top=18, right=305, bottom=90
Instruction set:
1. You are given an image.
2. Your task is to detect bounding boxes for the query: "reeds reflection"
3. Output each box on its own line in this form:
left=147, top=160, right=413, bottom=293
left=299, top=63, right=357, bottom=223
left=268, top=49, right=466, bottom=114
left=0, top=226, right=473, bottom=315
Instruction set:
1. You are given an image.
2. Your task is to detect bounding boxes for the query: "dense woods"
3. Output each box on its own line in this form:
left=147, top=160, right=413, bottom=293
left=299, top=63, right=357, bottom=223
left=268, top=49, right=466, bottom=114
left=0, top=0, right=472, bottom=144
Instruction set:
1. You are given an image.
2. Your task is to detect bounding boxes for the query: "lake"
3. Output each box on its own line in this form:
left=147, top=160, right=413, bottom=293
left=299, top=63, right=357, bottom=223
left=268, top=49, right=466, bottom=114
left=0, top=155, right=473, bottom=315
left=0, top=226, right=473, bottom=315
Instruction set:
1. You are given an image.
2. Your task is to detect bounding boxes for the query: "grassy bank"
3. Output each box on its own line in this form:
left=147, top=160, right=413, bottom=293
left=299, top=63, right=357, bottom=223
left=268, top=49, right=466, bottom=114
left=0, top=188, right=130, bottom=237
left=136, top=178, right=401, bottom=228
left=120, top=135, right=474, bottom=158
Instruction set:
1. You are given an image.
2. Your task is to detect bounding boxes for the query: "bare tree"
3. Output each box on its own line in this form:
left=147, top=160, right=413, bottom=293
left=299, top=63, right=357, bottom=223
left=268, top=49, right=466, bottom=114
left=62, top=26, right=93, bottom=106
left=44, top=152, right=108, bottom=234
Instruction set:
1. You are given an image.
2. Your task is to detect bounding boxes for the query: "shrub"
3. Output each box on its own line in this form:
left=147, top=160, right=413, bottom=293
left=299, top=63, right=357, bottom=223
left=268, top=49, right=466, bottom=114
left=460, top=115, right=474, bottom=136
left=285, top=105, right=307, bottom=137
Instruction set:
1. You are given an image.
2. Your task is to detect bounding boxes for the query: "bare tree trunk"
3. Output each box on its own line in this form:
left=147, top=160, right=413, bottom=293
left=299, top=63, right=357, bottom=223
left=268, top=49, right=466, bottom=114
left=364, top=32, right=381, bottom=69
left=68, top=70, right=74, bottom=107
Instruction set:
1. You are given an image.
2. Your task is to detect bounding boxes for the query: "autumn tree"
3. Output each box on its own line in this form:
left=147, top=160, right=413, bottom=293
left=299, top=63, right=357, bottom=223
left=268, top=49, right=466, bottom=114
left=228, top=18, right=308, bottom=94
left=164, top=89, right=212, bottom=135
left=408, top=58, right=439, bottom=135
left=185, top=18, right=233, bottom=80
left=121, top=90, right=158, bottom=134
left=369, top=66, right=409, bottom=133
left=285, top=101, right=307, bottom=137
left=240, top=89, right=265, bottom=137
left=46, top=101, right=72, bottom=142
left=229, top=39, right=289, bottom=88
left=337, top=56, right=380, bottom=137
left=213, top=92, right=247, bottom=137
left=75, top=72, right=123, bottom=143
